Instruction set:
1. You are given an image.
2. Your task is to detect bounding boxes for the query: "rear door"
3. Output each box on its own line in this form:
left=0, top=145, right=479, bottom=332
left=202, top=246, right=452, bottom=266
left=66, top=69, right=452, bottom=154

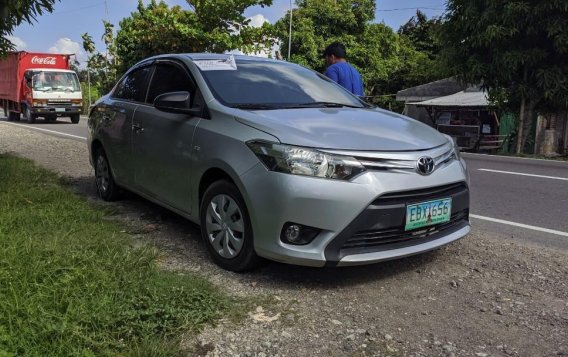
left=98, top=65, right=152, bottom=187
left=132, top=60, right=204, bottom=213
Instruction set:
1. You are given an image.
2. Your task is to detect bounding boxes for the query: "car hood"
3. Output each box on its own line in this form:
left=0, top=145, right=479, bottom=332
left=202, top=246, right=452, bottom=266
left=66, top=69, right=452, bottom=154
left=234, top=107, right=447, bottom=151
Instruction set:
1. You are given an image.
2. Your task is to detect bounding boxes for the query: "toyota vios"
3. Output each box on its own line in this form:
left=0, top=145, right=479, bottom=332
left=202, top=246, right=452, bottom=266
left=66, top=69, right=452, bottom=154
left=87, top=54, right=470, bottom=271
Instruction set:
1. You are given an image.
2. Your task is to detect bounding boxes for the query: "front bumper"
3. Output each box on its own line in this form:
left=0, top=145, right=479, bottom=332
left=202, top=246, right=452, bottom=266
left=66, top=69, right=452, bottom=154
left=239, top=156, right=470, bottom=267
left=31, top=106, right=81, bottom=116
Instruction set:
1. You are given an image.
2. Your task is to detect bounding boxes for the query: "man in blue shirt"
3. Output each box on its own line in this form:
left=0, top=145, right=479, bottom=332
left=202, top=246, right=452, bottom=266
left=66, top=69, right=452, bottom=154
left=323, top=42, right=364, bottom=96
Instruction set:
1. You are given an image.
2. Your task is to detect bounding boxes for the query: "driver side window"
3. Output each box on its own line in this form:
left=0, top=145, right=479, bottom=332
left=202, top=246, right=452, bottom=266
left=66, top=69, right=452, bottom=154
left=146, top=63, right=196, bottom=105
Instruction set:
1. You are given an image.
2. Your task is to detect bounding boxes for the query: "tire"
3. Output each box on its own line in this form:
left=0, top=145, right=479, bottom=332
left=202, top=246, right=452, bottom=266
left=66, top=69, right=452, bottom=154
left=71, top=114, right=80, bottom=124
left=23, top=106, right=35, bottom=123
left=94, top=148, right=120, bottom=201
left=200, top=180, right=260, bottom=272
left=8, top=111, right=20, bottom=122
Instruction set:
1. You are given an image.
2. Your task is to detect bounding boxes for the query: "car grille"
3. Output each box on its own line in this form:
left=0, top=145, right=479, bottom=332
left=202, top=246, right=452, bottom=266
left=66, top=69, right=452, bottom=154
left=373, top=182, right=467, bottom=206
left=342, top=209, right=469, bottom=251
left=330, top=182, right=470, bottom=259
left=352, top=147, right=455, bottom=172
left=47, top=99, right=72, bottom=105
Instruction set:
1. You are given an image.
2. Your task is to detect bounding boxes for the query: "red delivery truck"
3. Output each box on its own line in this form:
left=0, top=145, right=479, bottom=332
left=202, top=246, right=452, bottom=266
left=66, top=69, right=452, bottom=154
left=0, top=51, right=83, bottom=124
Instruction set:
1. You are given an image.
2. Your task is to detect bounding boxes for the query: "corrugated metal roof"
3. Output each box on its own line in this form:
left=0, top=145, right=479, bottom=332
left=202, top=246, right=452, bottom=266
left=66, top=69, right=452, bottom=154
left=396, top=77, right=468, bottom=102
left=413, top=90, right=490, bottom=108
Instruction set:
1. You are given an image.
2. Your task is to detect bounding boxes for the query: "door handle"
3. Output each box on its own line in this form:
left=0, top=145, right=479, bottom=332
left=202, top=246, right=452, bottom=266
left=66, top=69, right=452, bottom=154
left=132, top=123, right=144, bottom=133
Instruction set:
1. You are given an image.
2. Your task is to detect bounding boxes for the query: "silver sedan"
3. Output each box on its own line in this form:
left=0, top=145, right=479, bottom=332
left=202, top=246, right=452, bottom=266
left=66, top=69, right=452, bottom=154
left=87, top=54, right=470, bottom=271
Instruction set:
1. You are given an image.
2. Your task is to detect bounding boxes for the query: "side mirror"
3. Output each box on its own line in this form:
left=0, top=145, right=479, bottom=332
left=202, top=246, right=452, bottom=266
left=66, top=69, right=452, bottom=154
left=154, top=91, right=200, bottom=116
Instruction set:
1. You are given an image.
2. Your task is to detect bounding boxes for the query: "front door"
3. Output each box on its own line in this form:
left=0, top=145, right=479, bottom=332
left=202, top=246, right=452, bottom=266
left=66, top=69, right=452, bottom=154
left=132, top=61, right=202, bottom=213
left=100, top=65, right=152, bottom=186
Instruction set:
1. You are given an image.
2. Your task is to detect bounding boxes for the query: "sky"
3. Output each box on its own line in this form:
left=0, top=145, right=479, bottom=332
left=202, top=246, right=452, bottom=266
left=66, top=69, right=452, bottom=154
left=9, top=0, right=446, bottom=64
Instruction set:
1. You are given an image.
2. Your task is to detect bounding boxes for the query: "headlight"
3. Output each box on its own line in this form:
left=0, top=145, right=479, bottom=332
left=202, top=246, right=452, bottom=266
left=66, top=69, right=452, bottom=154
left=247, top=141, right=366, bottom=180
left=443, top=134, right=461, bottom=161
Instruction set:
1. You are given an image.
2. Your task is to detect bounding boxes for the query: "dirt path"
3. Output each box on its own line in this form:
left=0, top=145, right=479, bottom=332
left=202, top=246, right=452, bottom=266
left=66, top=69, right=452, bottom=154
left=1, top=123, right=566, bottom=357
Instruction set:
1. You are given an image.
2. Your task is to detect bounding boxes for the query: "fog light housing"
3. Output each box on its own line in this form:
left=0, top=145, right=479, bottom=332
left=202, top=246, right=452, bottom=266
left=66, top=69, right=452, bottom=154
left=280, top=222, right=321, bottom=245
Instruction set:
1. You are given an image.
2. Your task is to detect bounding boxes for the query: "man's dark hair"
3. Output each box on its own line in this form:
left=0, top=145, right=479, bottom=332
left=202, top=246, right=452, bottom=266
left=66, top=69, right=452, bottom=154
left=323, top=42, right=347, bottom=58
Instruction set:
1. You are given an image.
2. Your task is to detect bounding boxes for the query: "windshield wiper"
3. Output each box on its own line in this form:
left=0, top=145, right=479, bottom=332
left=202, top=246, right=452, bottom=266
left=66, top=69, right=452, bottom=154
left=285, top=101, right=362, bottom=109
left=232, top=103, right=285, bottom=110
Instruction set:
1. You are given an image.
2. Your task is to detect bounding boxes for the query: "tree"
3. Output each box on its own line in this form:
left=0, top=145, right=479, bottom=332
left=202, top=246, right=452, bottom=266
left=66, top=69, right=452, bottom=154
left=114, top=0, right=272, bottom=74
left=1, top=0, right=59, bottom=55
left=439, top=0, right=568, bottom=153
left=398, top=10, right=442, bottom=59
left=271, top=0, right=437, bottom=110
left=1, top=0, right=60, bottom=55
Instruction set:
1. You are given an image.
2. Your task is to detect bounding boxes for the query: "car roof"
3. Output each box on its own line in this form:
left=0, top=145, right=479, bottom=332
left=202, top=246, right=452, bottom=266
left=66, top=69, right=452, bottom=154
left=146, top=53, right=280, bottom=64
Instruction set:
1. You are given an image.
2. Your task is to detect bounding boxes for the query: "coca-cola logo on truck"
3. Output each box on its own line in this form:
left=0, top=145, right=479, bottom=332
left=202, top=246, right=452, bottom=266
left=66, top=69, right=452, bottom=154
left=31, top=56, right=57, bottom=65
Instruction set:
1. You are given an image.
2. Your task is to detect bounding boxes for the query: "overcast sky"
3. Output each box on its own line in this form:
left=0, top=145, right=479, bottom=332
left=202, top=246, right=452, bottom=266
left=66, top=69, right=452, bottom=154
left=10, top=0, right=446, bottom=64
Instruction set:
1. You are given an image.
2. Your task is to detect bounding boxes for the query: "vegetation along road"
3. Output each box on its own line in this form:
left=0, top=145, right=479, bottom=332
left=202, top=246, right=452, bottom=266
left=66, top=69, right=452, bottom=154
left=1, top=117, right=567, bottom=356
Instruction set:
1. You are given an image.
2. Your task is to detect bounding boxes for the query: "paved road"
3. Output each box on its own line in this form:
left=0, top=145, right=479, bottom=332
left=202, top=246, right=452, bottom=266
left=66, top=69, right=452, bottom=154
left=2, top=115, right=568, bottom=249
left=464, top=153, right=568, bottom=249
left=0, top=115, right=88, bottom=141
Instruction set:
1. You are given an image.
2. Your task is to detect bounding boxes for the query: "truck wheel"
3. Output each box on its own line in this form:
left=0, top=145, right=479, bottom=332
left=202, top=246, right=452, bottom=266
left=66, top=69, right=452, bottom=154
left=94, top=148, right=121, bottom=201
left=71, top=114, right=80, bottom=124
left=200, top=180, right=260, bottom=272
left=23, top=106, right=35, bottom=123
left=8, top=111, right=21, bottom=122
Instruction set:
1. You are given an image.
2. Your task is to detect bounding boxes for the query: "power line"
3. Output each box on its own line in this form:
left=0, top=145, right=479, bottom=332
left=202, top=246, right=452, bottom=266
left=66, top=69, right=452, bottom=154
left=48, top=2, right=105, bottom=16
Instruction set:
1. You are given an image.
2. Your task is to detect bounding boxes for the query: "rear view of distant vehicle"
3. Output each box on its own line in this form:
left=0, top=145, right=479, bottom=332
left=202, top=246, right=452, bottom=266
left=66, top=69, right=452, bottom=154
left=0, top=51, right=83, bottom=123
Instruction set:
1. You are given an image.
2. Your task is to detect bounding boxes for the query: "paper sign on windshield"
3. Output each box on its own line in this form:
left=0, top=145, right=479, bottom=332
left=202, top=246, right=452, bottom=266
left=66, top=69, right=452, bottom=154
left=194, top=55, right=237, bottom=71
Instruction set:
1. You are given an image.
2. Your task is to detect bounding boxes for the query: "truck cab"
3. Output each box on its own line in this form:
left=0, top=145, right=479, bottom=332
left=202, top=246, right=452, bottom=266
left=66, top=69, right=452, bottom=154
left=22, top=69, right=83, bottom=123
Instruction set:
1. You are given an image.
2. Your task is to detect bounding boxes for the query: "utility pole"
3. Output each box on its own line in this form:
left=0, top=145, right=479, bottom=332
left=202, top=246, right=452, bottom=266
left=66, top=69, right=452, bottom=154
left=87, top=63, right=91, bottom=109
left=288, top=0, right=293, bottom=61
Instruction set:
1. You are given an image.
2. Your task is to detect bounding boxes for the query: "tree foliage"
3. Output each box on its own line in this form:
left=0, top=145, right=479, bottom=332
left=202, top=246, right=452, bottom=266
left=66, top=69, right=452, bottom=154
left=439, top=0, right=568, bottom=152
left=271, top=0, right=441, bottom=109
left=0, top=0, right=59, bottom=55
left=114, top=0, right=272, bottom=74
left=398, top=10, right=442, bottom=59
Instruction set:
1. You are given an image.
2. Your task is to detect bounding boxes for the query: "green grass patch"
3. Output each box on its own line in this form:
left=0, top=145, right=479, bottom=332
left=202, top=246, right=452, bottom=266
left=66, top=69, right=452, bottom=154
left=0, top=154, right=230, bottom=356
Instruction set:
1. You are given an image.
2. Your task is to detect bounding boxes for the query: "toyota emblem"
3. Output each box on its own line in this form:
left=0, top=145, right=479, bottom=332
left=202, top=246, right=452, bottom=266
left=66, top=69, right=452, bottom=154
left=416, top=156, right=435, bottom=175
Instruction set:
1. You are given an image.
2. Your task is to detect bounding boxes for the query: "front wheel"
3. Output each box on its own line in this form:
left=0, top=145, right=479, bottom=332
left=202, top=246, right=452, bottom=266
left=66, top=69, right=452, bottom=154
left=23, top=106, right=35, bottom=123
left=94, top=149, right=120, bottom=201
left=200, top=180, right=260, bottom=272
left=71, top=114, right=80, bottom=124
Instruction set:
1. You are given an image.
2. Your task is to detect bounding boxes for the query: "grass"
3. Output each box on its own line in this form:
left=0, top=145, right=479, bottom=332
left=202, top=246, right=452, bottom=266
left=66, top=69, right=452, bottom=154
left=0, top=154, right=231, bottom=356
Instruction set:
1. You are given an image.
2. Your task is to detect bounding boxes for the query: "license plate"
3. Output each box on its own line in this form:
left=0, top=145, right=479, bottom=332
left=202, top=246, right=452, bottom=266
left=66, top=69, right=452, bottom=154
left=405, top=198, right=452, bottom=231
left=55, top=108, right=65, bottom=112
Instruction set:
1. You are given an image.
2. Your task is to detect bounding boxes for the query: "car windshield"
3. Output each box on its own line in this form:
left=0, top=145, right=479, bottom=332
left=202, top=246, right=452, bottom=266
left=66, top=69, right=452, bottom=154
left=31, top=71, right=81, bottom=92
left=198, top=59, right=367, bottom=109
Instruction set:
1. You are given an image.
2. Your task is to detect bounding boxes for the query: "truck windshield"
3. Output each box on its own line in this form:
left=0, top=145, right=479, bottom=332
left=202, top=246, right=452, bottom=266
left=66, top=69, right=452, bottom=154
left=32, top=71, right=81, bottom=92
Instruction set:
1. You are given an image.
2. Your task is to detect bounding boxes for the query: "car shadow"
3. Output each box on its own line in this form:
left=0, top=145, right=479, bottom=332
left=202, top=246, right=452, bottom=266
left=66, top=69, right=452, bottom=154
left=69, top=176, right=447, bottom=289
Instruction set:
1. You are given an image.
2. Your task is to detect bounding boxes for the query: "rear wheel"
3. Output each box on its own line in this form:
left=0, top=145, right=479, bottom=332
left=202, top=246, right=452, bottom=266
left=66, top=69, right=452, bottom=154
left=71, top=114, right=80, bottom=124
left=200, top=180, right=260, bottom=272
left=94, top=148, right=120, bottom=201
left=8, top=111, right=20, bottom=122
